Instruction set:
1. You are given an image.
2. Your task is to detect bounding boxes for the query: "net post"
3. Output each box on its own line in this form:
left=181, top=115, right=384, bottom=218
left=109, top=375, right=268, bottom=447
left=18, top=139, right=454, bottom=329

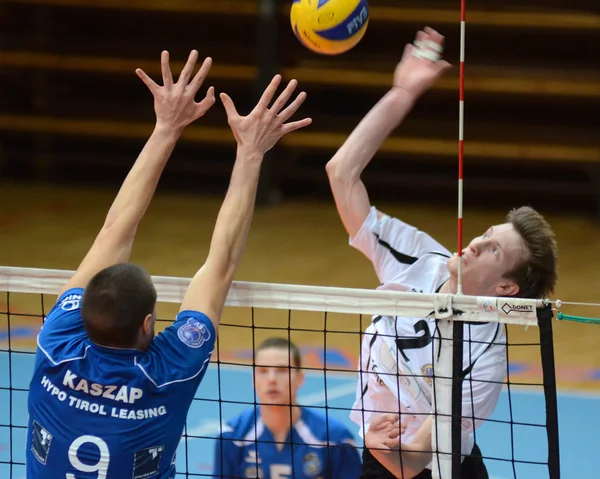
left=450, top=319, right=464, bottom=478
left=431, top=311, right=456, bottom=479
left=537, top=304, right=561, bottom=479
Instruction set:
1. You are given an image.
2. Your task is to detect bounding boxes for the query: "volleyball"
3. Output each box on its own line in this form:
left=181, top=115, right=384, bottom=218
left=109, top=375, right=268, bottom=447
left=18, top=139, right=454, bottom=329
left=290, top=0, right=369, bottom=55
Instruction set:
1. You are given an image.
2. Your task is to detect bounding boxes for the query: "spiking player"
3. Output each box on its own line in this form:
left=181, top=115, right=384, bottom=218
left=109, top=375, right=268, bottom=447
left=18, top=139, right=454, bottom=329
left=25, top=50, right=311, bottom=479
left=213, top=337, right=362, bottom=479
left=325, top=27, right=558, bottom=478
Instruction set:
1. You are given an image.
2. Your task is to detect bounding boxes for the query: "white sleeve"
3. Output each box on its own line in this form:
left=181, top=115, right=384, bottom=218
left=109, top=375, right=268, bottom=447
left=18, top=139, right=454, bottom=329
left=349, top=206, right=451, bottom=284
left=460, top=340, right=507, bottom=444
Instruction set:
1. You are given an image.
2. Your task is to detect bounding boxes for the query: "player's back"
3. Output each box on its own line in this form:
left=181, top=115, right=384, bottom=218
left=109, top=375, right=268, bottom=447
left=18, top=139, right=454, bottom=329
left=27, top=288, right=215, bottom=479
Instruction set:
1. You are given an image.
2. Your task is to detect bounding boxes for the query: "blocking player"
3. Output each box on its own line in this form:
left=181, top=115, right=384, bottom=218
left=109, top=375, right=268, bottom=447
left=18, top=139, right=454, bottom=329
left=213, top=337, right=362, bottom=479
left=325, top=27, right=558, bottom=478
left=25, top=50, right=312, bottom=479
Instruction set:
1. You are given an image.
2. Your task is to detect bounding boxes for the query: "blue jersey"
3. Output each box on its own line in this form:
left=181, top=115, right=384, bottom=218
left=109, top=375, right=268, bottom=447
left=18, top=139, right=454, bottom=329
left=26, top=288, right=215, bottom=479
left=213, top=407, right=362, bottom=479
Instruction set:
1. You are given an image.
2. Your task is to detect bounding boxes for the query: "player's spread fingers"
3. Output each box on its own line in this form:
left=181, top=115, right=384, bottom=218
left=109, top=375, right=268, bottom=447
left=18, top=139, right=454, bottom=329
left=270, top=79, right=298, bottom=116
left=277, top=91, right=307, bottom=123
left=135, top=68, right=159, bottom=94
left=256, top=74, right=282, bottom=111
left=196, top=87, right=216, bottom=116
left=190, top=57, right=213, bottom=94
left=178, top=50, right=199, bottom=86
left=281, top=117, right=312, bottom=135
left=161, top=51, right=174, bottom=89
left=219, top=92, right=240, bottom=120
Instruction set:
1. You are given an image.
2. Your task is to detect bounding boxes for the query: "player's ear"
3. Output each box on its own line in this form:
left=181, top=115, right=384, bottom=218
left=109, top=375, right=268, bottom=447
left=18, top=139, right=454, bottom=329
left=142, top=313, right=154, bottom=336
left=496, top=279, right=519, bottom=297
left=296, top=367, right=305, bottom=389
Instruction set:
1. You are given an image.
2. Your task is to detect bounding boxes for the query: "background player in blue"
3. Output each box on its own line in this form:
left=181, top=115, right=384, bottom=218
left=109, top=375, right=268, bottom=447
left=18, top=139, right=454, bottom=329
left=213, top=338, right=362, bottom=479
left=25, top=49, right=312, bottom=479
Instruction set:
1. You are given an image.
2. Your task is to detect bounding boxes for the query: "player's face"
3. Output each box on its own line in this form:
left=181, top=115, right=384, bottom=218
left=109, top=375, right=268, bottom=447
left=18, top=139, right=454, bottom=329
left=254, top=348, right=304, bottom=407
left=446, top=222, right=526, bottom=297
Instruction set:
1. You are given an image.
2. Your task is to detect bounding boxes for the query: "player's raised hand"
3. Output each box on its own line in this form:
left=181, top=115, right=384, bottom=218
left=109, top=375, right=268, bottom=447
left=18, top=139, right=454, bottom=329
left=220, top=75, right=312, bottom=156
left=365, top=413, right=406, bottom=450
left=136, top=50, right=216, bottom=132
left=393, top=27, right=452, bottom=97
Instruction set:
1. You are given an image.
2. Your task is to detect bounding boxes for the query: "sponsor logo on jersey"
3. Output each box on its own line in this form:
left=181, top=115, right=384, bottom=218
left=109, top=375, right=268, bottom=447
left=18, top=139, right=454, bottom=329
left=244, top=465, right=263, bottom=478
left=421, top=363, right=433, bottom=386
left=245, top=450, right=261, bottom=464
left=59, top=294, right=82, bottom=311
left=302, top=452, right=322, bottom=477
left=177, top=318, right=211, bottom=348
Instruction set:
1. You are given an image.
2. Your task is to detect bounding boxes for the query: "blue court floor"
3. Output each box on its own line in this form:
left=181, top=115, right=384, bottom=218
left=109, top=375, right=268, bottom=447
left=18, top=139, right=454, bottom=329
left=1, top=351, right=598, bottom=478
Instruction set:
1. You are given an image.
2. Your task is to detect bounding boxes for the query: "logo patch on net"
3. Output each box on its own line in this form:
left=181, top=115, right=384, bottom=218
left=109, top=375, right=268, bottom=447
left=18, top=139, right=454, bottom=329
left=501, top=302, right=534, bottom=315
left=177, top=318, right=211, bottom=348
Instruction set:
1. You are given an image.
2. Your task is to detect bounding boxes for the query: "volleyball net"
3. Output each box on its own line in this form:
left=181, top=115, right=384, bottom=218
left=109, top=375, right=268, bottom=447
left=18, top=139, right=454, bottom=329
left=0, top=266, right=560, bottom=479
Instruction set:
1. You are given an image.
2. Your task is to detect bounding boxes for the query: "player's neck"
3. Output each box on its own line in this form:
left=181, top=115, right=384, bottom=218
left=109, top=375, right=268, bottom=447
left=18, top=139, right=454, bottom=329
left=261, top=405, right=301, bottom=444
left=439, top=279, right=454, bottom=294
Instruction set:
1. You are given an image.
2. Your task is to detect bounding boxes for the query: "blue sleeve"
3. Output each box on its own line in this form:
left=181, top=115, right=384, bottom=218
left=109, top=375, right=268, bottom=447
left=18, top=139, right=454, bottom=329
left=140, top=310, right=216, bottom=388
left=329, top=426, right=362, bottom=479
left=37, top=288, right=87, bottom=362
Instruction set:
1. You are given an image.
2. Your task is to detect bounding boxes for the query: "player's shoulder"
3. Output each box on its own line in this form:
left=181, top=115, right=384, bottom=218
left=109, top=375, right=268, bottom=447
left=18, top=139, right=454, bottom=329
left=137, top=309, right=216, bottom=387
left=379, top=252, right=450, bottom=294
left=220, top=409, right=258, bottom=441
left=299, top=408, right=355, bottom=442
left=171, top=309, right=215, bottom=349
left=38, top=287, right=89, bottom=364
left=49, top=288, right=85, bottom=316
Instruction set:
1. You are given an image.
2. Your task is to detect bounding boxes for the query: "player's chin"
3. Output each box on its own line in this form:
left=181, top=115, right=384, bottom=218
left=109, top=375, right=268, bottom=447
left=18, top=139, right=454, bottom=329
left=446, top=255, right=458, bottom=275
left=260, top=391, right=285, bottom=404
left=267, top=392, right=286, bottom=403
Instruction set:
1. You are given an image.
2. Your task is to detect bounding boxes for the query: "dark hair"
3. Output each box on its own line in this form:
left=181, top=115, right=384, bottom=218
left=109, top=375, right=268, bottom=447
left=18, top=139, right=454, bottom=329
left=505, top=206, right=558, bottom=299
left=82, top=263, right=157, bottom=348
left=256, top=337, right=302, bottom=368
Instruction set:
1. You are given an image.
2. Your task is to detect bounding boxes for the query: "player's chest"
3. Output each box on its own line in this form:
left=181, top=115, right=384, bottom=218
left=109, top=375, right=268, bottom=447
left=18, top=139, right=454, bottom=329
left=240, top=444, right=325, bottom=479
left=372, top=317, right=437, bottom=388
left=378, top=316, right=436, bottom=362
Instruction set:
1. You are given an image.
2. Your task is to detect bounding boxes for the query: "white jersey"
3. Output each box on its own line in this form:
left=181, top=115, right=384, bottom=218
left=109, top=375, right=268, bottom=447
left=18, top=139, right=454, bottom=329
left=349, top=207, right=507, bottom=465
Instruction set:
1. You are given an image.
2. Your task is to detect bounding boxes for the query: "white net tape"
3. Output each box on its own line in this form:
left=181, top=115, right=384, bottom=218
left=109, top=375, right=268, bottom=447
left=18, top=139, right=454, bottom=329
left=0, top=266, right=543, bottom=326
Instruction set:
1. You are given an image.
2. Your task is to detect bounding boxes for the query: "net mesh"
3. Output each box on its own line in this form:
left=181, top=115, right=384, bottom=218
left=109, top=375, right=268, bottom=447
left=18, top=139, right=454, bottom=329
left=0, top=266, right=559, bottom=479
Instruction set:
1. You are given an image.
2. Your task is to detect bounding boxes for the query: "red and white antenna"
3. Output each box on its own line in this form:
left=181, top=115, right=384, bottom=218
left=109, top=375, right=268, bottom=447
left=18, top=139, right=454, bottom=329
left=457, top=0, right=466, bottom=295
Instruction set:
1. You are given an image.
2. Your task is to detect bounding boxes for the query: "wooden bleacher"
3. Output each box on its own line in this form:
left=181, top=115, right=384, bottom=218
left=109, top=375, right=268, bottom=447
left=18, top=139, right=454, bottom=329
left=0, top=0, right=599, bottom=213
